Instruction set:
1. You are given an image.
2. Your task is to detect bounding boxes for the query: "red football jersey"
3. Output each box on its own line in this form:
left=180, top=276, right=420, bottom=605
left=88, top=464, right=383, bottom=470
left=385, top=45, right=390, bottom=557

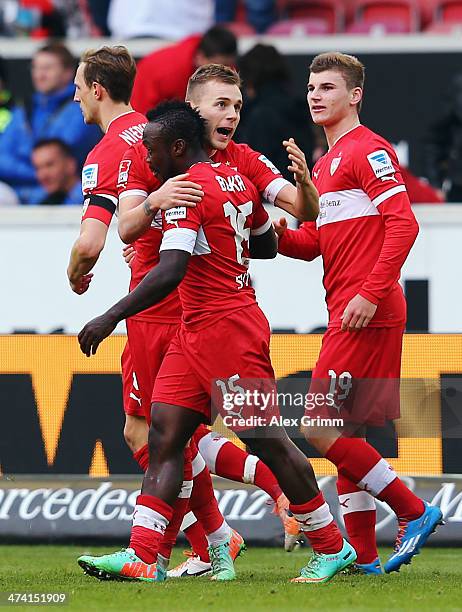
left=117, top=140, right=290, bottom=324
left=81, top=110, right=146, bottom=225
left=117, top=143, right=181, bottom=323
left=118, top=139, right=290, bottom=204
left=213, top=140, right=290, bottom=205
left=279, top=124, right=418, bottom=328
left=160, top=162, right=272, bottom=331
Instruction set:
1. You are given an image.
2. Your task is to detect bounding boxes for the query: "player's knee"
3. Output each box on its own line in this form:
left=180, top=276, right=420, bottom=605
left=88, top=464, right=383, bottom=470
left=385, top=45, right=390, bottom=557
left=148, top=406, right=177, bottom=458
left=246, top=437, right=282, bottom=466
left=123, top=415, right=148, bottom=453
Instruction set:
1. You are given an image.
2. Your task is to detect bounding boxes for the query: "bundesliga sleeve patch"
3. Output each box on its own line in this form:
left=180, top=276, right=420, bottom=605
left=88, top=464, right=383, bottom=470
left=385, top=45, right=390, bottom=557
left=258, top=154, right=280, bottom=175
left=82, top=163, right=98, bottom=191
left=367, top=150, right=395, bottom=178
left=165, top=206, right=187, bottom=222
left=117, top=160, right=131, bottom=187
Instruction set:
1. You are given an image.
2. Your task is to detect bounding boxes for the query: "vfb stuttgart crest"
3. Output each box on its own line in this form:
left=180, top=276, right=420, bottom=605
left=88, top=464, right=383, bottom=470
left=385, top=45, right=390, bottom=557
left=330, top=155, right=341, bottom=175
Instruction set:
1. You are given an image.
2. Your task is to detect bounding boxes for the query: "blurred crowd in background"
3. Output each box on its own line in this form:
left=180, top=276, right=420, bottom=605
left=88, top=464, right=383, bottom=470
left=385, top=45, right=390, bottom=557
left=0, top=0, right=456, bottom=206
left=2, top=0, right=462, bottom=38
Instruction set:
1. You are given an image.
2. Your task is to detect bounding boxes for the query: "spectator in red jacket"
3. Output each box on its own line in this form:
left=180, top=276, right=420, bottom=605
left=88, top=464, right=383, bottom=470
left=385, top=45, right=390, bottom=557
left=131, top=26, right=237, bottom=115
left=400, top=166, right=445, bottom=204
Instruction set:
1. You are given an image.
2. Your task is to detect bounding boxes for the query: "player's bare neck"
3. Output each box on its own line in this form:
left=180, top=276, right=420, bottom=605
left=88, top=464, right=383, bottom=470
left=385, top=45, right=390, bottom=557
left=325, top=116, right=361, bottom=150
left=184, top=150, right=210, bottom=173
left=100, top=102, right=134, bottom=133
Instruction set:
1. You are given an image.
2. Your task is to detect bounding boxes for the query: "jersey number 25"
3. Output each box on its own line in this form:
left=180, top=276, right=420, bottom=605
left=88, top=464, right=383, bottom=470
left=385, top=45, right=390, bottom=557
left=223, top=201, right=252, bottom=264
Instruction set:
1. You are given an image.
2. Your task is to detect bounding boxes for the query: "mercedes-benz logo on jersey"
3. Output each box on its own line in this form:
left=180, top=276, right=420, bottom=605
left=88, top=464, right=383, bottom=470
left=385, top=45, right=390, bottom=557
left=330, top=155, right=341, bottom=176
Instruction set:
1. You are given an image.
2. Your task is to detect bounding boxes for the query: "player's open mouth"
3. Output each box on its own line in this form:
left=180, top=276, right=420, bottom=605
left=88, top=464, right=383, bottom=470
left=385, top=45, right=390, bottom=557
left=216, top=127, right=233, bottom=137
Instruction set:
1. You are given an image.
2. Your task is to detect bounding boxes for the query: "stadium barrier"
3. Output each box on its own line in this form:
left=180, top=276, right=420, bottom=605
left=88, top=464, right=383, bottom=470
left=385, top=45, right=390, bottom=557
left=1, top=205, right=461, bottom=334
left=1, top=475, right=460, bottom=544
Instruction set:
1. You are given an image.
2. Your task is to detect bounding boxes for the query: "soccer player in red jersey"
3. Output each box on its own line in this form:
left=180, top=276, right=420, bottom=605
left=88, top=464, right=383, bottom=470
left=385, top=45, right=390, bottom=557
left=67, top=46, right=146, bottom=295
left=116, top=65, right=318, bottom=565
left=77, top=101, right=357, bottom=585
left=66, top=47, right=240, bottom=578
left=66, top=46, right=153, bottom=459
left=66, top=46, right=206, bottom=466
left=275, top=52, right=443, bottom=574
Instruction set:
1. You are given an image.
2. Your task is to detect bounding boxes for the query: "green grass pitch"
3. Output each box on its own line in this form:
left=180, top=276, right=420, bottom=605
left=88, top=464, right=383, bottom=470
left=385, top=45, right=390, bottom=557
left=1, top=545, right=460, bottom=611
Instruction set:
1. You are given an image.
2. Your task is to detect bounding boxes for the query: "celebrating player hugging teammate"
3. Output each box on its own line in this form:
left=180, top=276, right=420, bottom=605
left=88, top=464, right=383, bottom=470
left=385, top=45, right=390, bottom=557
left=70, top=47, right=443, bottom=588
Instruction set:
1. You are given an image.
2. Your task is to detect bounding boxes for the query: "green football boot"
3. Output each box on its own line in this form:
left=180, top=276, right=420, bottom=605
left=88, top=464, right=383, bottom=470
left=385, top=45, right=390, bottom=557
left=78, top=548, right=159, bottom=582
left=208, top=539, right=236, bottom=581
left=291, top=539, right=357, bottom=584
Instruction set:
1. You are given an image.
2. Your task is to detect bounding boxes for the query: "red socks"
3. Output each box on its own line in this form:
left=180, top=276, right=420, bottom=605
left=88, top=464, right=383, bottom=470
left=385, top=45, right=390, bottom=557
left=133, top=444, right=149, bottom=472
left=189, top=466, right=224, bottom=535
left=214, top=441, right=281, bottom=502
left=337, top=474, right=378, bottom=564
left=184, top=518, right=210, bottom=562
left=158, top=496, right=190, bottom=560
left=326, top=437, right=424, bottom=521
left=131, top=445, right=193, bottom=563
left=290, top=493, right=344, bottom=554
left=254, top=460, right=282, bottom=502
left=130, top=495, right=173, bottom=564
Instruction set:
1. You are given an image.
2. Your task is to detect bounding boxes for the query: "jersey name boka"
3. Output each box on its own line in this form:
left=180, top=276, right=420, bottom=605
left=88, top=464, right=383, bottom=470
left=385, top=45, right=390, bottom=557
left=311, top=124, right=414, bottom=328
left=160, top=162, right=272, bottom=330
left=81, top=111, right=147, bottom=225
left=117, top=140, right=289, bottom=324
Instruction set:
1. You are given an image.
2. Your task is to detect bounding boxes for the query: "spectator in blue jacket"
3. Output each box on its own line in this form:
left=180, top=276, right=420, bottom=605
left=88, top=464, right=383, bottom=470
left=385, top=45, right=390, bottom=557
left=30, top=138, right=82, bottom=205
left=215, top=0, right=276, bottom=33
left=0, top=42, right=100, bottom=204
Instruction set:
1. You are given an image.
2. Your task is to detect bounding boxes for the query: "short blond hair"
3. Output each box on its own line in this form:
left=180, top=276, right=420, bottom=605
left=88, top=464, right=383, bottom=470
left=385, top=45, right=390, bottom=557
left=310, top=52, right=365, bottom=91
left=186, top=64, right=241, bottom=101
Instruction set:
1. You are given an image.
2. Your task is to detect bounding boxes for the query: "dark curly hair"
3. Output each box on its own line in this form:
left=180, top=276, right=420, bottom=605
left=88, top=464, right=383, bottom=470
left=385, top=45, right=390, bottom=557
left=146, top=100, right=207, bottom=149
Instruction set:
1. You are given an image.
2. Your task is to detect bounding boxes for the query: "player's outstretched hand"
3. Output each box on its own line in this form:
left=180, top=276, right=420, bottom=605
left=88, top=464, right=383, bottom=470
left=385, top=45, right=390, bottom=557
left=273, top=217, right=288, bottom=238
left=146, top=173, right=204, bottom=213
left=283, top=138, right=312, bottom=186
left=78, top=314, right=117, bottom=356
left=122, top=244, right=136, bottom=267
left=341, top=294, right=377, bottom=332
left=70, top=273, right=93, bottom=295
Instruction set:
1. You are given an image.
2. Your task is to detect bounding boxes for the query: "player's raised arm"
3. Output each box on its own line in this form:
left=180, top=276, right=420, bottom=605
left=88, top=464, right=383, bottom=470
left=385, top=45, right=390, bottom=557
left=117, top=139, right=203, bottom=244
left=78, top=249, right=190, bottom=356
left=118, top=173, right=203, bottom=243
left=274, top=138, right=319, bottom=222
left=248, top=195, right=277, bottom=259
